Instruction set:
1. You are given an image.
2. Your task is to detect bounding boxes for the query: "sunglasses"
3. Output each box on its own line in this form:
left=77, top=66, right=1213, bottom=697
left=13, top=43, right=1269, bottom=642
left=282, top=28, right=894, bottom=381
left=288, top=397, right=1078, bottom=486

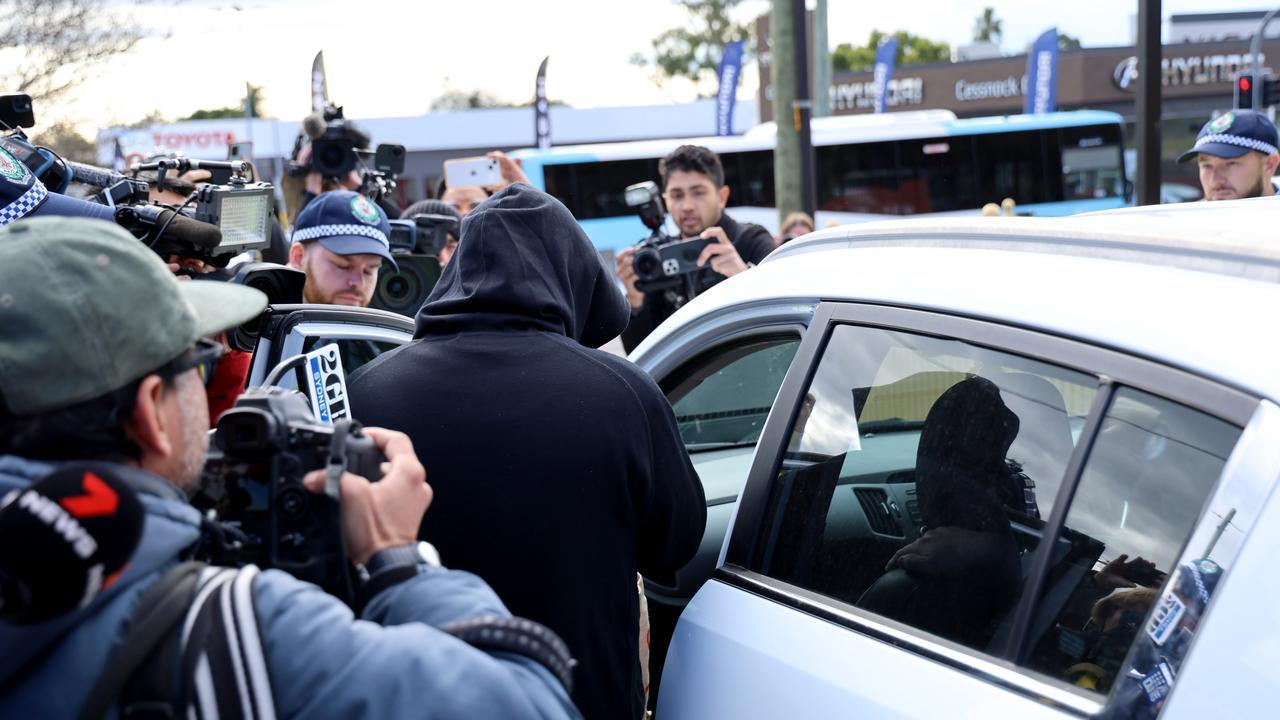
left=159, top=338, right=225, bottom=387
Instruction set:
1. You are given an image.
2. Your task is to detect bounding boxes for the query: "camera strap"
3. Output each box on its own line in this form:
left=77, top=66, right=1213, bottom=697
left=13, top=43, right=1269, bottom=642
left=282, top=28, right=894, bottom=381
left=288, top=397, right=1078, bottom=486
left=79, top=562, right=276, bottom=720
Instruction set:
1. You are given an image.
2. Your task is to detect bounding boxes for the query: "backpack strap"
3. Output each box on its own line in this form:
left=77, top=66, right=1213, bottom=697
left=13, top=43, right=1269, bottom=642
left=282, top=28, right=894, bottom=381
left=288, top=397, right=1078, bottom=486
left=77, top=561, right=205, bottom=720
left=181, top=565, right=276, bottom=720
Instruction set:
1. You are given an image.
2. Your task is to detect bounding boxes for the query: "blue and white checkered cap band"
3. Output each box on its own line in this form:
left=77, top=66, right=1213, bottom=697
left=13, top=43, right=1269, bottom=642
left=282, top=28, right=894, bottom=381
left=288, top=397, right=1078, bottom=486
left=0, top=178, right=47, bottom=227
left=292, top=223, right=389, bottom=246
left=1194, top=133, right=1279, bottom=156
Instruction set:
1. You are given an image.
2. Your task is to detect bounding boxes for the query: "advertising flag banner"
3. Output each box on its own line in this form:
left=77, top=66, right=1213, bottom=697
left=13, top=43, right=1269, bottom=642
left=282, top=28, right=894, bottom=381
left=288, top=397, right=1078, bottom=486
left=873, top=39, right=899, bottom=114
left=1025, top=28, right=1059, bottom=114
left=715, top=40, right=746, bottom=135
left=311, top=51, right=329, bottom=114
left=535, top=56, right=551, bottom=149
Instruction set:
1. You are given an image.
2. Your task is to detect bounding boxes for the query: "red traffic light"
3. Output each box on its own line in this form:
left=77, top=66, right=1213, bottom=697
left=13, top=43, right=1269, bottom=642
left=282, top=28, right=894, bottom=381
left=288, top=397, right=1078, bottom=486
left=1240, top=76, right=1253, bottom=92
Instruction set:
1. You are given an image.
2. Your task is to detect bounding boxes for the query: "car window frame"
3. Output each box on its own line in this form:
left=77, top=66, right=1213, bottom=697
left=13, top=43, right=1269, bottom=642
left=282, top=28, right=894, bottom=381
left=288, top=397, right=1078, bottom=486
left=719, top=301, right=1261, bottom=715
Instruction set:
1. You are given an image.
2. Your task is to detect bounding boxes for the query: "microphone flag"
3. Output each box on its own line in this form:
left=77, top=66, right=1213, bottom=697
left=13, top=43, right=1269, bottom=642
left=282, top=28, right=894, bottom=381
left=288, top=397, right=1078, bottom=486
left=311, top=51, right=329, bottom=114
left=535, top=56, right=551, bottom=150
left=715, top=40, right=746, bottom=136
left=1025, top=28, right=1059, bottom=114
left=872, top=38, right=898, bottom=114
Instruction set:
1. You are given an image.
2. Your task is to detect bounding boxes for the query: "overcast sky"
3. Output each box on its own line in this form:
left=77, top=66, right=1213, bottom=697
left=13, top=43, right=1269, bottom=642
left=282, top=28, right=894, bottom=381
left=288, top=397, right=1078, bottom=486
left=38, top=0, right=1275, bottom=131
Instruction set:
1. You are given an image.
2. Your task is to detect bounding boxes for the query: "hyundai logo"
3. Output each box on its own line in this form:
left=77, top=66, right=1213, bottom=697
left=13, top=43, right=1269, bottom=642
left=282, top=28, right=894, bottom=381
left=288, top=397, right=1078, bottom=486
left=1114, top=56, right=1139, bottom=91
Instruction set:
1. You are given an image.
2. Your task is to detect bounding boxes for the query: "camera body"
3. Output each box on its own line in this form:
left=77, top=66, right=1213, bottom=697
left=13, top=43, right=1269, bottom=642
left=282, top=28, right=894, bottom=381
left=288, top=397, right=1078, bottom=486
left=195, top=387, right=384, bottom=599
left=371, top=215, right=451, bottom=316
left=623, top=180, right=712, bottom=294
left=309, top=106, right=371, bottom=179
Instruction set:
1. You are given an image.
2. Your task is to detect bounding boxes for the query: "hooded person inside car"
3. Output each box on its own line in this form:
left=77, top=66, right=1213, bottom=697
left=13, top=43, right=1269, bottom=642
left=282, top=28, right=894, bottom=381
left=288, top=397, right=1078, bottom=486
left=348, top=184, right=706, bottom=720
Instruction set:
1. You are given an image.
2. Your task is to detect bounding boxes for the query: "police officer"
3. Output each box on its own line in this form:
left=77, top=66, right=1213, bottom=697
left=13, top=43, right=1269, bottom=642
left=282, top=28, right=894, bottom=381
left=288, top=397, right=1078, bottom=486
left=1177, top=110, right=1279, bottom=201
left=0, top=218, right=579, bottom=719
left=288, top=189, right=399, bottom=307
left=615, top=145, right=777, bottom=351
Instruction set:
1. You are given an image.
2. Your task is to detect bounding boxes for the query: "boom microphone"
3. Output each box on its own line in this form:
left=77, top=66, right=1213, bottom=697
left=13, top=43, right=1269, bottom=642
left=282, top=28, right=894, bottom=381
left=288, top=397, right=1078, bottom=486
left=65, top=160, right=127, bottom=190
left=0, top=465, right=145, bottom=624
left=114, top=204, right=223, bottom=255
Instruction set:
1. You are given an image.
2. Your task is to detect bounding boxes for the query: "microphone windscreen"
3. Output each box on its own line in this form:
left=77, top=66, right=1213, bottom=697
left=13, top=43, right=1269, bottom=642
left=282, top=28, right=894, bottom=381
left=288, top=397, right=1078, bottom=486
left=160, top=209, right=223, bottom=253
left=0, top=465, right=145, bottom=624
left=301, top=113, right=327, bottom=141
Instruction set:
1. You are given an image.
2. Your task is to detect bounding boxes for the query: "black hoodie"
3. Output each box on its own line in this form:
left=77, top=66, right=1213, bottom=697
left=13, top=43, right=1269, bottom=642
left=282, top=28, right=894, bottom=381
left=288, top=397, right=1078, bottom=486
left=349, top=185, right=706, bottom=720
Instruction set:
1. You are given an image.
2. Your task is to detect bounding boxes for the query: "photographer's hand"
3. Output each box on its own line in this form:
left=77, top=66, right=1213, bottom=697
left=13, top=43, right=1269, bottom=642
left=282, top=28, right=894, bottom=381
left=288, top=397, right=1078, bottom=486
left=485, top=151, right=532, bottom=191
left=303, top=427, right=431, bottom=566
left=696, top=227, right=748, bottom=277
left=613, top=247, right=646, bottom=309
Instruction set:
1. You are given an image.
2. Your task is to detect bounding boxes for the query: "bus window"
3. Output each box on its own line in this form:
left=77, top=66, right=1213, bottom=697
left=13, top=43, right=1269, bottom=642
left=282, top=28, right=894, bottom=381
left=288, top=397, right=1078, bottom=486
left=816, top=140, right=911, bottom=214
left=1059, top=124, right=1125, bottom=201
left=723, top=149, right=776, bottom=208
left=974, top=130, right=1050, bottom=206
left=544, top=157, right=660, bottom=220
left=896, top=136, right=978, bottom=213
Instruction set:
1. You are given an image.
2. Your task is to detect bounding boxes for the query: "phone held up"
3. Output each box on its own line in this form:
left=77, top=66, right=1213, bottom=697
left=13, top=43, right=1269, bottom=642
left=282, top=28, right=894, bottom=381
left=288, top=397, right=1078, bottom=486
left=444, top=156, right=502, bottom=189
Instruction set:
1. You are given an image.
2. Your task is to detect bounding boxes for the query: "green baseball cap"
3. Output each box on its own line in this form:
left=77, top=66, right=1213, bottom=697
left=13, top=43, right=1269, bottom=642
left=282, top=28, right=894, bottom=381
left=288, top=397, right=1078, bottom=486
left=0, top=217, right=267, bottom=416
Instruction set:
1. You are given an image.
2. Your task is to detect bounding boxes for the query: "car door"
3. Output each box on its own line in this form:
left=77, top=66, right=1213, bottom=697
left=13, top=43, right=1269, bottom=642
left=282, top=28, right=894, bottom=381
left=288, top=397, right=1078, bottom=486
left=630, top=301, right=812, bottom=703
left=245, top=304, right=414, bottom=390
left=659, top=302, right=1270, bottom=719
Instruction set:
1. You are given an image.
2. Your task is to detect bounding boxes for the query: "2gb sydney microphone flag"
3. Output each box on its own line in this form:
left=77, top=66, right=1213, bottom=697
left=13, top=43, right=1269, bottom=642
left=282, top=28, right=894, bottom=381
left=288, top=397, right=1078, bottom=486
left=0, top=465, right=144, bottom=624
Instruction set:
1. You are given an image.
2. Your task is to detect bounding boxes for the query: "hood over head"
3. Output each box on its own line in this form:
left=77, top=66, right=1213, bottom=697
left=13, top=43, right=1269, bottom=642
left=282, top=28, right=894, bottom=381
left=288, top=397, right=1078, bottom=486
left=413, top=183, right=629, bottom=348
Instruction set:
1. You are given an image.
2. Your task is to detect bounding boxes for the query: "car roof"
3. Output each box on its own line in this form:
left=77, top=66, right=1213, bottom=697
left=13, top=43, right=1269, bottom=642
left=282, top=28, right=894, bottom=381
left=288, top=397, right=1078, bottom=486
left=636, top=197, right=1280, bottom=403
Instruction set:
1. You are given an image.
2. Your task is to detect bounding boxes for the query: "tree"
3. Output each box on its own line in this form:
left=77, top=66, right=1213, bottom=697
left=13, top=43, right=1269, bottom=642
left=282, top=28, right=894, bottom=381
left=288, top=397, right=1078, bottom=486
left=973, top=6, right=1003, bottom=44
left=631, top=0, right=752, bottom=93
left=180, top=85, right=267, bottom=121
left=0, top=0, right=151, bottom=104
left=29, top=119, right=96, bottom=164
left=831, top=30, right=950, bottom=73
left=430, top=88, right=518, bottom=112
left=1058, top=32, right=1082, bottom=52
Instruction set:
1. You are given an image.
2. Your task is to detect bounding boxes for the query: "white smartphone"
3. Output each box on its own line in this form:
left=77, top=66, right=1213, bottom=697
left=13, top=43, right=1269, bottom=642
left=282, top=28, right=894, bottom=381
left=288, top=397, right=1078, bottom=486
left=444, top=156, right=502, bottom=188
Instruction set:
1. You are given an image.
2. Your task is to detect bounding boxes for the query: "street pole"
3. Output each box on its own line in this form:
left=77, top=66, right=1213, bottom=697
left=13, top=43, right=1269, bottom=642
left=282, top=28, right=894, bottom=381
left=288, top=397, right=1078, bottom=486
left=1250, top=8, right=1280, bottom=108
left=791, top=0, right=816, bottom=218
left=813, top=0, right=831, bottom=118
left=1135, top=0, right=1162, bottom=206
left=772, top=0, right=800, bottom=222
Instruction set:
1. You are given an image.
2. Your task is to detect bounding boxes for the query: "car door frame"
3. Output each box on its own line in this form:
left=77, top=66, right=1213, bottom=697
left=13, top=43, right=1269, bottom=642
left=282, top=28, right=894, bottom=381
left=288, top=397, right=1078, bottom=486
left=246, top=304, right=415, bottom=388
left=709, top=300, right=1263, bottom=715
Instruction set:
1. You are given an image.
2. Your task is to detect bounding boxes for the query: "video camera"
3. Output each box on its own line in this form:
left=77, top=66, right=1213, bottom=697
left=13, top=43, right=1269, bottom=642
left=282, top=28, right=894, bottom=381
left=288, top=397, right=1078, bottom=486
left=369, top=212, right=453, bottom=316
left=194, top=387, right=385, bottom=603
left=308, top=105, right=370, bottom=179
left=625, top=180, right=714, bottom=295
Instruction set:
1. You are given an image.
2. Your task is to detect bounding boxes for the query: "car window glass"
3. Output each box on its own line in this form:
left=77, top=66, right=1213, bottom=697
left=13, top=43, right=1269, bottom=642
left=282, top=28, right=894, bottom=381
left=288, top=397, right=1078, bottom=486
left=665, top=337, right=801, bottom=451
left=300, top=336, right=401, bottom=378
left=1022, top=387, right=1241, bottom=696
left=751, top=324, right=1096, bottom=651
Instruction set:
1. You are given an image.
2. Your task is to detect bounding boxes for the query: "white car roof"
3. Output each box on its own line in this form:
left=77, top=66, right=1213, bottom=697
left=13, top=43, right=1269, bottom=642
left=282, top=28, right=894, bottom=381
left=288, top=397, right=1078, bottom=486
left=637, top=197, right=1280, bottom=402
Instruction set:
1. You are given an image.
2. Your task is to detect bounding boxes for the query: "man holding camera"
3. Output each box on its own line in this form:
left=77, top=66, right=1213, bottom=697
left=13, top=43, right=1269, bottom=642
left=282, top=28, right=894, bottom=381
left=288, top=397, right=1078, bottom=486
left=0, top=218, right=579, bottom=718
left=615, top=145, right=776, bottom=351
left=288, top=189, right=398, bottom=307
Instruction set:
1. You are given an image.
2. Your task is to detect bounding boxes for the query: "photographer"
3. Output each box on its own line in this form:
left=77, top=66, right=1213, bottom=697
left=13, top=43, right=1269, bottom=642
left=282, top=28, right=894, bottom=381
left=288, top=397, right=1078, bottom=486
left=0, top=218, right=579, bottom=719
left=615, top=145, right=776, bottom=352
left=288, top=189, right=397, bottom=307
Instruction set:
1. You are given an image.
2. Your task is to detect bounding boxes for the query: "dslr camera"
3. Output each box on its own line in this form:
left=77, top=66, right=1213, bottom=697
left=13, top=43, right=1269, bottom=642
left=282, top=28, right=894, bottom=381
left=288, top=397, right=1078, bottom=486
left=625, top=181, right=714, bottom=294
left=194, top=387, right=384, bottom=602
left=370, top=210, right=455, bottom=316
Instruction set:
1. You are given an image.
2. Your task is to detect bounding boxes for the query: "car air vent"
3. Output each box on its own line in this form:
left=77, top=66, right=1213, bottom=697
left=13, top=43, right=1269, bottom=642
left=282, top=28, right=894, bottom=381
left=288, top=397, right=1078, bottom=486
left=853, top=487, right=903, bottom=536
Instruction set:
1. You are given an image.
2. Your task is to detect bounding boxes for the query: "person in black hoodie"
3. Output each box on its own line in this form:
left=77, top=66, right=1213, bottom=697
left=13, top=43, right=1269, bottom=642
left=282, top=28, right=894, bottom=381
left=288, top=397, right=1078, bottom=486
left=348, top=183, right=706, bottom=720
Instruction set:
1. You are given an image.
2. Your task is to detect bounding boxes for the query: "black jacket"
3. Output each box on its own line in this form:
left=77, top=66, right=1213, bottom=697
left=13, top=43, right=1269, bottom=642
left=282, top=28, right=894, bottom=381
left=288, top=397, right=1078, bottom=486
left=620, top=212, right=776, bottom=352
left=349, top=184, right=706, bottom=720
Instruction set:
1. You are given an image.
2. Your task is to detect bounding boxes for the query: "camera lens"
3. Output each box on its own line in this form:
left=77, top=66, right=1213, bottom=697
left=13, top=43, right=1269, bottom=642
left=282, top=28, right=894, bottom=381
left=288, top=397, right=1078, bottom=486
left=632, top=248, right=660, bottom=281
left=386, top=275, right=411, bottom=301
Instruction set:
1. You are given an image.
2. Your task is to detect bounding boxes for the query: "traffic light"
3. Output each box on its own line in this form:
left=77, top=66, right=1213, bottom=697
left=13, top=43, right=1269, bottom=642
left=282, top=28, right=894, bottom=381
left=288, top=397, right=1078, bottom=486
left=1235, top=72, right=1280, bottom=109
left=1235, top=73, right=1255, bottom=109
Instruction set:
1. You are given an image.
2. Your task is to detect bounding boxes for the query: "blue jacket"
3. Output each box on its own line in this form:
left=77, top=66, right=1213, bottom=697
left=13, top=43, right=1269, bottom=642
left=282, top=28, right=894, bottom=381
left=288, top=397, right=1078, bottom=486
left=0, top=455, right=581, bottom=719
